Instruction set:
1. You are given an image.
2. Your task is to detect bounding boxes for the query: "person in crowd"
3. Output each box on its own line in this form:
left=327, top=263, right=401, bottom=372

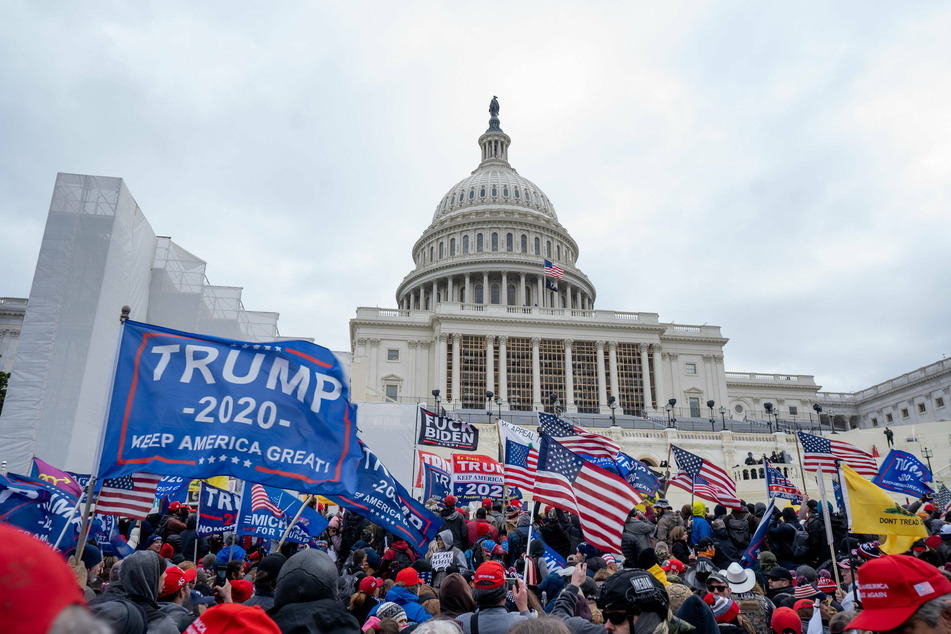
left=652, top=499, right=682, bottom=544
left=157, top=565, right=195, bottom=632
left=215, top=533, right=246, bottom=564
left=90, top=549, right=179, bottom=633
left=506, top=512, right=533, bottom=566
left=349, top=574, right=384, bottom=626
left=380, top=537, right=418, bottom=579
left=439, top=495, right=471, bottom=552
left=540, top=507, right=573, bottom=559
left=884, top=426, right=895, bottom=448
left=765, top=567, right=796, bottom=605
left=268, top=549, right=361, bottom=632
left=622, top=508, right=655, bottom=560
left=689, top=502, right=712, bottom=547
left=368, top=566, right=434, bottom=625
left=592, top=565, right=671, bottom=633
left=767, top=507, right=801, bottom=569
left=468, top=507, right=500, bottom=545
left=455, top=561, right=533, bottom=633
left=429, top=529, right=469, bottom=588
left=243, top=553, right=286, bottom=610
left=438, top=571, right=476, bottom=619
left=770, top=606, right=802, bottom=634
left=725, top=504, right=756, bottom=553
left=185, top=602, right=280, bottom=633
left=720, top=561, right=773, bottom=634
left=177, top=513, right=207, bottom=563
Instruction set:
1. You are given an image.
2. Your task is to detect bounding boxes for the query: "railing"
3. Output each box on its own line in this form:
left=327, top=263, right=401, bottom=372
left=725, top=372, right=817, bottom=385
left=818, top=357, right=951, bottom=404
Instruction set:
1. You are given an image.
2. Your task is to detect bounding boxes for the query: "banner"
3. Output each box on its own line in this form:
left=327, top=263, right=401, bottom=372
left=418, top=408, right=479, bottom=451
left=237, top=483, right=327, bottom=545
left=452, top=454, right=505, bottom=503
left=155, top=476, right=193, bottom=506
left=196, top=482, right=242, bottom=536
left=498, top=419, right=539, bottom=448
left=615, top=452, right=661, bottom=497
left=765, top=461, right=803, bottom=504
left=92, top=514, right=134, bottom=558
left=415, top=449, right=452, bottom=488
left=740, top=497, right=776, bottom=568
left=324, top=443, right=440, bottom=552
left=422, top=463, right=452, bottom=502
left=98, top=320, right=362, bottom=495
left=541, top=540, right=567, bottom=573
left=873, top=449, right=932, bottom=498
left=841, top=463, right=926, bottom=538
left=30, top=457, right=84, bottom=498
left=0, top=473, right=84, bottom=554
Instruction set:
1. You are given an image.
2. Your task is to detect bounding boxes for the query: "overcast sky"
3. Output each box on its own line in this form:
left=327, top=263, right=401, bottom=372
left=2, top=2, right=950, bottom=393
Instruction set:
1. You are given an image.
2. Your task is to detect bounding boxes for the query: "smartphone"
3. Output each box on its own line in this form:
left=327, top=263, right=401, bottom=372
left=214, top=566, right=227, bottom=587
left=505, top=578, right=518, bottom=589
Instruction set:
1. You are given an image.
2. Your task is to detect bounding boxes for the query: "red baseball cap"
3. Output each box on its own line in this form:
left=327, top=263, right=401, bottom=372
left=771, top=606, right=802, bottom=634
left=182, top=567, right=198, bottom=584
left=160, top=566, right=188, bottom=597
left=184, top=603, right=280, bottom=634
left=473, top=561, right=506, bottom=589
left=443, top=495, right=456, bottom=507
left=395, top=567, right=422, bottom=586
left=359, top=576, right=384, bottom=594
left=846, top=555, right=951, bottom=631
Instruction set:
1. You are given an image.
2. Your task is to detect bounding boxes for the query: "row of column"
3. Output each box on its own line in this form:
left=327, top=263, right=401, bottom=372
left=436, top=335, right=661, bottom=413
left=401, top=272, right=591, bottom=310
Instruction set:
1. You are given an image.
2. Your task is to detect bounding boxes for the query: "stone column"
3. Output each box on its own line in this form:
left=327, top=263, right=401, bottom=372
left=669, top=352, right=681, bottom=405
left=703, top=354, right=715, bottom=404
left=536, top=275, right=543, bottom=307
left=596, top=340, right=608, bottom=413
left=519, top=272, right=526, bottom=306
left=368, top=338, right=380, bottom=397
left=447, top=276, right=454, bottom=303
left=532, top=336, right=542, bottom=410
left=608, top=341, right=620, bottom=402
left=501, top=272, right=508, bottom=305
left=564, top=339, right=576, bottom=413
left=419, top=340, right=431, bottom=404
left=486, top=335, right=496, bottom=405
left=639, top=343, right=653, bottom=413
left=432, top=280, right=438, bottom=307
left=483, top=272, right=489, bottom=304
left=451, top=334, right=462, bottom=408
left=465, top=274, right=471, bottom=304
left=713, top=354, right=726, bottom=406
left=436, top=333, right=448, bottom=404
left=498, top=335, right=508, bottom=409
left=408, top=340, right=419, bottom=399
left=651, top=345, right=664, bottom=411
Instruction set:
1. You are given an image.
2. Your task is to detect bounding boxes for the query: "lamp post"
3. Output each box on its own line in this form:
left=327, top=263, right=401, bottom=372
left=813, top=403, right=823, bottom=435
left=829, top=408, right=839, bottom=434
left=608, top=396, right=618, bottom=428
left=719, top=405, right=727, bottom=431
left=764, top=402, right=774, bottom=433
left=707, top=400, right=716, bottom=432
left=495, top=396, right=502, bottom=421
left=432, top=389, right=441, bottom=414
left=666, top=398, right=677, bottom=429
left=485, top=390, right=494, bottom=423
left=773, top=406, right=782, bottom=433
left=922, top=447, right=934, bottom=476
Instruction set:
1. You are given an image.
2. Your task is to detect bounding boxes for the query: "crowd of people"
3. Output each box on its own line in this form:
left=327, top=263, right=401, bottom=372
left=6, top=491, right=951, bottom=633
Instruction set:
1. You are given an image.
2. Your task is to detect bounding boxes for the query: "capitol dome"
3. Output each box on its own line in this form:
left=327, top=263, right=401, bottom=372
left=396, top=99, right=596, bottom=311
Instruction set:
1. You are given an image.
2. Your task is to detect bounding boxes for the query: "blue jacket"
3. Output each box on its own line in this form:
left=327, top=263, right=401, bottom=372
left=690, top=516, right=712, bottom=546
left=368, top=585, right=432, bottom=624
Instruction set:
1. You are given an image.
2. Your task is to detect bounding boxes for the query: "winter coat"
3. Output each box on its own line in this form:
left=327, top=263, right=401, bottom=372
left=429, top=529, right=468, bottom=587
left=456, top=605, right=535, bottom=633
left=551, top=584, right=603, bottom=634
left=177, top=515, right=207, bottom=563
left=689, top=516, right=712, bottom=546
left=379, top=539, right=417, bottom=578
left=467, top=519, right=500, bottom=544
left=158, top=602, right=195, bottom=632
left=368, top=585, right=433, bottom=625
left=541, top=509, right=573, bottom=559
left=655, top=512, right=684, bottom=543
left=269, top=549, right=361, bottom=633
left=439, top=507, right=470, bottom=551
left=623, top=516, right=656, bottom=556
left=91, top=551, right=178, bottom=634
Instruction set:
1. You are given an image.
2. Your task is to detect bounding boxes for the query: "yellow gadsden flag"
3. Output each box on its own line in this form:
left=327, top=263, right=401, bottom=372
left=841, top=463, right=926, bottom=554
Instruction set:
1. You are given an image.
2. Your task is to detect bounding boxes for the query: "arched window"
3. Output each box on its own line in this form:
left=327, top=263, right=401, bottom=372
left=491, top=185, right=497, bottom=196
left=742, top=469, right=749, bottom=481
left=439, top=242, right=444, bottom=259
left=450, top=238, right=456, bottom=256
left=520, top=235, right=527, bottom=253
left=503, top=186, right=509, bottom=197
left=750, top=469, right=757, bottom=480
left=451, top=194, right=456, bottom=205
left=430, top=246, right=434, bottom=262
left=556, top=244, right=561, bottom=260
left=491, top=233, right=498, bottom=251
left=459, top=287, right=466, bottom=303
left=546, top=241, right=552, bottom=258
left=469, top=189, right=475, bottom=200
left=506, top=233, right=513, bottom=251
left=514, top=189, right=520, bottom=199
left=507, top=284, right=516, bottom=305
left=475, top=284, right=484, bottom=304
left=524, top=286, right=532, bottom=306
left=477, top=234, right=484, bottom=252
left=463, top=235, right=469, bottom=254
left=490, top=284, right=500, bottom=304
left=479, top=187, right=486, bottom=198
left=534, top=237, right=540, bottom=254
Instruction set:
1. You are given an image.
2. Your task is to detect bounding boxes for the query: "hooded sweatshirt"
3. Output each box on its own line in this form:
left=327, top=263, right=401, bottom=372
left=268, top=549, right=361, bottom=633
left=368, top=585, right=433, bottom=625
left=90, top=551, right=178, bottom=634
left=430, top=529, right=469, bottom=588
left=438, top=572, right=476, bottom=619
left=439, top=505, right=470, bottom=551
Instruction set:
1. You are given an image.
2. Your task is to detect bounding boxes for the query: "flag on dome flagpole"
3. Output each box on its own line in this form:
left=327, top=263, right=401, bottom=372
left=797, top=431, right=878, bottom=477
left=545, top=279, right=559, bottom=292
left=671, top=445, right=740, bottom=507
left=543, top=259, right=564, bottom=280
left=537, top=412, right=620, bottom=462
left=667, top=472, right=742, bottom=509
left=765, top=460, right=804, bottom=504
left=533, top=435, right=641, bottom=553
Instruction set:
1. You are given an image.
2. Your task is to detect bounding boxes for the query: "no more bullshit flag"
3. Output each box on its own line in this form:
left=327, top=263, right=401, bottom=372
left=98, top=320, right=361, bottom=495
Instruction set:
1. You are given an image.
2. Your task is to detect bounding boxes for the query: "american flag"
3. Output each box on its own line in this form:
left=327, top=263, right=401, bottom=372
left=543, top=259, right=564, bottom=280
left=671, top=445, right=739, bottom=503
left=798, top=431, right=878, bottom=477
left=534, top=436, right=641, bottom=552
left=935, top=483, right=951, bottom=516
left=538, top=412, right=620, bottom=461
left=764, top=460, right=803, bottom=504
left=250, top=484, right=284, bottom=517
left=667, top=472, right=742, bottom=509
left=504, top=439, right=537, bottom=492
left=96, top=473, right=162, bottom=519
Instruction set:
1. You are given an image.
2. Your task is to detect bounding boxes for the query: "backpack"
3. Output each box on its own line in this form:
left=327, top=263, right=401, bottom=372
left=791, top=525, right=810, bottom=560
left=467, top=538, right=489, bottom=569
left=727, top=517, right=751, bottom=550
left=389, top=548, right=413, bottom=576
left=507, top=527, right=528, bottom=565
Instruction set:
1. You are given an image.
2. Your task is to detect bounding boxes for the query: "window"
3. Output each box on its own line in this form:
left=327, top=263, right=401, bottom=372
left=475, top=284, right=484, bottom=304
left=534, top=237, right=540, bottom=254
left=477, top=234, right=484, bottom=252
left=871, top=417, right=878, bottom=427
left=429, top=246, right=434, bottom=262
left=491, top=185, right=497, bottom=196
left=520, top=235, right=527, bottom=252
left=479, top=187, right=486, bottom=198
left=685, top=363, right=698, bottom=375
left=886, top=413, right=894, bottom=423
left=490, top=284, right=500, bottom=304
left=506, top=233, right=513, bottom=251
left=918, top=403, right=926, bottom=413
left=386, top=349, right=400, bottom=361
left=385, top=384, right=398, bottom=402
left=688, top=397, right=701, bottom=418
left=450, top=238, right=456, bottom=256
left=556, top=245, right=561, bottom=260
left=463, top=235, right=469, bottom=253
left=546, top=240, right=552, bottom=258
left=469, top=189, right=475, bottom=200
left=514, top=188, right=520, bottom=199
left=439, top=242, right=444, bottom=259
left=503, top=186, right=509, bottom=197
left=937, top=397, right=946, bottom=408
left=788, top=406, right=798, bottom=416
left=507, top=284, right=516, bottom=306
left=901, top=408, right=909, bottom=419
left=450, top=194, right=455, bottom=205
left=491, top=233, right=498, bottom=251
left=734, top=404, right=743, bottom=414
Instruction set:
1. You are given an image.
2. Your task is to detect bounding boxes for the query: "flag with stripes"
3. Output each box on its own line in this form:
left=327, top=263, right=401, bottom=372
left=765, top=460, right=803, bottom=504
left=798, top=431, right=879, bottom=477
left=739, top=497, right=776, bottom=568
left=250, top=483, right=285, bottom=517
left=935, top=483, right=951, bottom=515
left=96, top=473, right=162, bottom=519
left=534, top=435, right=641, bottom=553
left=667, top=472, right=742, bottom=509
left=543, top=259, right=564, bottom=280
left=538, top=412, right=620, bottom=461
left=504, top=439, right=538, bottom=492
left=671, top=445, right=739, bottom=502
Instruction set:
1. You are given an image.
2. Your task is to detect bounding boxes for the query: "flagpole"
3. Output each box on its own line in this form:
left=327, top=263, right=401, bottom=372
left=229, top=480, right=246, bottom=562
left=412, top=406, right=423, bottom=499
left=53, top=487, right=87, bottom=552
left=793, top=432, right=811, bottom=500
left=814, top=467, right=841, bottom=589
left=194, top=482, right=203, bottom=562
left=277, top=494, right=314, bottom=550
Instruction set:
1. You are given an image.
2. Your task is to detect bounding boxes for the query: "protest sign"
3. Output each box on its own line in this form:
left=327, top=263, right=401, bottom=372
left=430, top=550, right=455, bottom=571
left=418, top=408, right=479, bottom=451
left=196, top=482, right=242, bottom=536
left=415, top=449, right=452, bottom=488
left=452, top=454, right=504, bottom=503
left=98, top=320, right=361, bottom=495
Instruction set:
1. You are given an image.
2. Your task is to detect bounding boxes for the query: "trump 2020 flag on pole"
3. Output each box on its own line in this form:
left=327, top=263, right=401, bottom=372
left=0, top=473, right=84, bottom=554
left=533, top=435, right=641, bottom=553
left=196, top=482, right=242, bottom=536
left=873, top=449, right=932, bottom=498
left=422, top=463, right=452, bottom=502
left=98, top=320, right=361, bottom=495
left=765, top=460, right=803, bottom=504
left=740, top=497, right=776, bottom=568
left=237, top=483, right=327, bottom=545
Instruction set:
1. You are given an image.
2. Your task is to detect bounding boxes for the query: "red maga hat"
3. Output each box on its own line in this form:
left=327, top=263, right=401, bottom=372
left=847, top=554, right=951, bottom=632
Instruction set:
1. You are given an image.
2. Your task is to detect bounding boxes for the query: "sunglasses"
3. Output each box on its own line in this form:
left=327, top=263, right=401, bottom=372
left=603, top=610, right=637, bottom=625
left=706, top=584, right=730, bottom=593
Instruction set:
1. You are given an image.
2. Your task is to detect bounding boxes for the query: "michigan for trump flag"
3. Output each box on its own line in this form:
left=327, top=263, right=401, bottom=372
left=798, top=431, right=878, bottom=477
left=534, top=435, right=641, bottom=553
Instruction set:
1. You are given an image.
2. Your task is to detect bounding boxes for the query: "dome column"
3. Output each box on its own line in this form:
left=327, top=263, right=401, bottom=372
left=432, top=280, right=437, bottom=307
left=436, top=334, right=448, bottom=406
left=486, top=336, right=495, bottom=409
left=609, top=341, right=620, bottom=407
left=451, top=334, right=462, bottom=409
left=447, top=276, right=455, bottom=303
left=652, top=345, right=664, bottom=414
left=519, top=273, right=526, bottom=307
left=482, top=272, right=489, bottom=304
left=498, top=336, right=508, bottom=410
left=640, top=343, right=654, bottom=414
left=465, top=274, right=471, bottom=305
left=564, top=339, right=576, bottom=413
left=596, top=340, right=609, bottom=414
left=531, top=337, right=542, bottom=410
left=501, top=272, right=508, bottom=305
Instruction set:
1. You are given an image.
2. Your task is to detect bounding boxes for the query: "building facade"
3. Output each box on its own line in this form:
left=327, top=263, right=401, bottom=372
left=0, top=297, right=26, bottom=374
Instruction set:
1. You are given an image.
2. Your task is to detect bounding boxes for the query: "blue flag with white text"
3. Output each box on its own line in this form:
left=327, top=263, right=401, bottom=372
left=541, top=541, right=568, bottom=573
left=92, top=514, right=134, bottom=558
left=196, top=482, right=242, bottom=536
left=615, top=452, right=661, bottom=497
left=324, top=443, right=440, bottom=553
left=237, top=483, right=327, bottom=545
left=765, top=461, right=803, bottom=504
left=98, top=320, right=362, bottom=495
left=0, top=473, right=84, bottom=554
left=873, top=449, right=932, bottom=498
left=740, top=497, right=776, bottom=568
left=423, top=463, right=451, bottom=502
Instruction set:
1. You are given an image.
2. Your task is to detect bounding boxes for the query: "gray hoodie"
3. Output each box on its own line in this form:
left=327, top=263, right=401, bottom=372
left=430, top=529, right=468, bottom=588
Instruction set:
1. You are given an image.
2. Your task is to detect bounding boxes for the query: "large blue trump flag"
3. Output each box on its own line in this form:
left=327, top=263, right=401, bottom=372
left=98, top=320, right=361, bottom=495
left=0, top=473, right=84, bottom=554
left=196, top=482, right=242, bottom=536
left=873, top=449, right=932, bottom=498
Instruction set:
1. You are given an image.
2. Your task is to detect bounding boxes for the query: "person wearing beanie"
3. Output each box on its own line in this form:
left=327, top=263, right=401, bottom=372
left=690, top=502, right=712, bottom=547
left=768, top=506, right=801, bottom=569
left=653, top=498, right=683, bottom=543
left=367, top=567, right=433, bottom=625
left=703, top=593, right=746, bottom=632
left=636, top=547, right=670, bottom=587
left=468, top=507, right=500, bottom=545
left=230, top=579, right=253, bottom=604
left=375, top=601, right=408, bottom=626
left=77, top=541, right=105, bottom=600
left=622, top=508, right=655, bottom=560
left=438, top=495, right=471, bottom=552
left=244, top=553, right=286, bottom=611
left=269, top=549, right=361, bottom=632
left=184, top=603, right=279, bottom=633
